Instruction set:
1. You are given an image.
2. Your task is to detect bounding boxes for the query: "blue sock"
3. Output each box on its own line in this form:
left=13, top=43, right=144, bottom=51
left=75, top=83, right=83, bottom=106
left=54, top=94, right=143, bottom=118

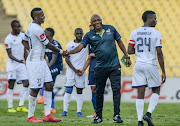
left=51, top=88, right=55, bottom=109
left=91, top=93, right=96, bottom=112
left=41, top=86, right=45, bottom=96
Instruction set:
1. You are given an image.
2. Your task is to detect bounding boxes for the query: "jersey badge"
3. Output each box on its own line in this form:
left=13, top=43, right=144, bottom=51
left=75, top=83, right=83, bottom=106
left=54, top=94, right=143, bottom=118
left=40, top=33, right=45, bottom=40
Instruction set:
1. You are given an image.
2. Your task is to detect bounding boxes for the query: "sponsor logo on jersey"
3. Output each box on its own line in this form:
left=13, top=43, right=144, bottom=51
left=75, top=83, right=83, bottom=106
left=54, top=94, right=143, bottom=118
left=160, top=39, right=162, bottom=44
left=106, top=29, right=110, bottom=32
left=40, top=33, right=45, bottom=40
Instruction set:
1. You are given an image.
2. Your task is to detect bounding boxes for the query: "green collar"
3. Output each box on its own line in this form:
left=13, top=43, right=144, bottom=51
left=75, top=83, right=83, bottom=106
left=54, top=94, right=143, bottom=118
left=96, top=29, right=105, bottom=38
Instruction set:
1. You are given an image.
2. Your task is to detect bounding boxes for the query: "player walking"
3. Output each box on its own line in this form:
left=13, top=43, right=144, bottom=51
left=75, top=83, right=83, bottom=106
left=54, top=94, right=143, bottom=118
left=128, top=10, right=166, bottom=126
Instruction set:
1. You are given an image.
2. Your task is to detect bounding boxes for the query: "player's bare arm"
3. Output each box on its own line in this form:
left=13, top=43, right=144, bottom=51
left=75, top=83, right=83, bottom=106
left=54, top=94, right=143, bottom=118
left=78, top=53, right=96, bottom=76
left=127, top=44, right=135, bottom=55
left=6, top=49, right=24, bottom=63
left=156, top=47, right=166, bottom=84
left=83, top=53, right=96, bottom=71
left=23, top=48, right=28, bottom=63
left=48, top=54, right=58, bottom=68
left=22, top=40, right=30, bottom=51
left=117, top=39, right=132, bottom=67
left=46, top=42, right=67, bottom=56
left=65, top=56, right=81, bottom=76
left=67, top=43, right=84, bottom=55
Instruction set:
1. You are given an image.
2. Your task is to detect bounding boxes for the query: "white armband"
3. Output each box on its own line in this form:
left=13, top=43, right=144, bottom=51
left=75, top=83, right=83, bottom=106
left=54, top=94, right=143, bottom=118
left=59, top=49, right=63, bottom=54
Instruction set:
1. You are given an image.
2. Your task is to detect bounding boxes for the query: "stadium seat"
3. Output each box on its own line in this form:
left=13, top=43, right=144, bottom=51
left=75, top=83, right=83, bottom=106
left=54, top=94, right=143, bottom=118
left=1, top=0, right=180, bottom=76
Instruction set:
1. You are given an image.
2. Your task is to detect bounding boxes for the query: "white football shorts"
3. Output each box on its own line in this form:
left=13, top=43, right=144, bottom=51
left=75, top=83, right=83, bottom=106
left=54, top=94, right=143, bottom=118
left=26, top=59, right=52, bottom=89
left=132, top=62, right=161, bottom=88
left=65, top=68, right=85, bottom=88
left=6, top=63, right=28, bottom=83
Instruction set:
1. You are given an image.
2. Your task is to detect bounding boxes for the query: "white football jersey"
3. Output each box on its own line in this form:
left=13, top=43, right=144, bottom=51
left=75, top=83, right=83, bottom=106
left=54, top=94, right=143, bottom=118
left=23, top=22, right=49, bottom=61
left=129, top=27, right=162, bottom=65
left=4, top=32, right=25, bottom=64
left=66, top=40, right=88, bottom=69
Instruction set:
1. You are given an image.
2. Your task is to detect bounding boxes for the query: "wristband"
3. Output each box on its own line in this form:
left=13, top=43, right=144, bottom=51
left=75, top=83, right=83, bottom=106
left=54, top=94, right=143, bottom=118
left=59, top=49, right=63, bottom=54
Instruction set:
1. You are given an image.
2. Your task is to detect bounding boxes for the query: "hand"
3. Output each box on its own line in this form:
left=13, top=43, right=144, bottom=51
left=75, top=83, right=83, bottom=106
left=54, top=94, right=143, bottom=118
left=75, top=69, right=84, bottom=76
left=62, top=51, right=69, bottom=57
left=78, top=69, right=84, bottom=76
left=161, top=72, right=166, bottom=84
left=126, top=59, right=131, bottom=67
left=20, top=60, right=25, bottom=64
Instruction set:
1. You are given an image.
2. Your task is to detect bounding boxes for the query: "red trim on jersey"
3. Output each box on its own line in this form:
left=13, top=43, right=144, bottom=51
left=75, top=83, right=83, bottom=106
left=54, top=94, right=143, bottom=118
left=40, top=33, right=45, bottom=40
left=129, top=43, right=135, bottom=46
left=5, top=44, right=8, bottom=48
left=129, top=40, right=135, bottom=42
left=160, top=40, right=162, bottom=44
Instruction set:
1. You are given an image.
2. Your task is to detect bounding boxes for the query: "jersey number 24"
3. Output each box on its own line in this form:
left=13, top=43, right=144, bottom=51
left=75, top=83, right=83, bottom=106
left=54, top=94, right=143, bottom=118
left=137, top=37, right=151, bottom=52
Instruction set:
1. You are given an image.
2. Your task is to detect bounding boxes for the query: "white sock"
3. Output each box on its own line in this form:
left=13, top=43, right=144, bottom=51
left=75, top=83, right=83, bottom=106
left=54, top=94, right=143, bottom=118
left=77, top=94, right=83, bottom=112
left=63, top=92, right=71, bottom=112
left=28, top=95, right=37, bottom=118
left=19, top=87, right=28, bottom=106
left=147, top=93, right=159, bottom=113
left=136, top=99, right=144, bottom=121
left=44, top=90, right=52, bottom=116
left=7, top=88, right=13, bottom=108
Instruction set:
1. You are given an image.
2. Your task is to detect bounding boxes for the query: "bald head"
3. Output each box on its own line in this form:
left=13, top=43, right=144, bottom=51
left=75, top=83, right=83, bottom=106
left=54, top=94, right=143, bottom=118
left=90, top=14, right=102, bottom=31
left=91, top=14, right=101, bottom=22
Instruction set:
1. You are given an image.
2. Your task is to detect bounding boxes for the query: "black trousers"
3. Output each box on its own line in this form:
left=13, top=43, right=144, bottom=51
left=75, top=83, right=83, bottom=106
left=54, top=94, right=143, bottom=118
left=94, top=64, right=121, bottom=118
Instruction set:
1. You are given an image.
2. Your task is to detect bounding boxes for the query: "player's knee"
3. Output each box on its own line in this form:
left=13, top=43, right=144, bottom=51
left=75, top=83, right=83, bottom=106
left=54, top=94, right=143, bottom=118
left=91, top=86, right=96, bottom=93
left=65, top=87, right=73, bottom=94
left=8, top=81, right=15, bottom=89
left=23, top=80, right=29, bottom=87
left=45, top=82, right=54, bottom=91
left=77, top=88, right=83, bottom=94
left=152, top=87, right=160, bottom=95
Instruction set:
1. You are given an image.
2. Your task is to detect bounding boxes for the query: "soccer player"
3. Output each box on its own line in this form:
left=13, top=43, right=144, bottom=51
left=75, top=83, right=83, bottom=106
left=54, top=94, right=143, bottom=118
left=60, top=28, right=88, bottom=117
left=65, top=14, right=131, bottom=124
left=22, top=8, right=66, bottom=123
left=127, top=10, right=166, bottom=126
left=38, top=28, right=63, bottom=114
left=5, top=20, right=29, bottom=113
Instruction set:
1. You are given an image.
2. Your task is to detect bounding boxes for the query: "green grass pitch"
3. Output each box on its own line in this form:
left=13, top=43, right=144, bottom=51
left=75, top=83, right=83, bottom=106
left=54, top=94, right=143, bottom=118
left=0, top=100, right=179, bottom=126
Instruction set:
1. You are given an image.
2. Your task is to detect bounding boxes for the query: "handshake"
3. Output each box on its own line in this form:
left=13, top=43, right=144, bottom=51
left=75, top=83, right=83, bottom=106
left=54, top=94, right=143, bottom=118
left=59, top=50, right=69, bottom=57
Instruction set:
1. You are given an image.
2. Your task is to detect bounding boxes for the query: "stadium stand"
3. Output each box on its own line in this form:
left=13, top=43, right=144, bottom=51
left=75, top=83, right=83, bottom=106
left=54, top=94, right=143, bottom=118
left=0, top=0, right=179, bottom=76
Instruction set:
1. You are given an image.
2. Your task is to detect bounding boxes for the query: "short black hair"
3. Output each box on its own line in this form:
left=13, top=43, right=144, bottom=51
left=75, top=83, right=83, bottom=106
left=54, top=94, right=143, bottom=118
left=11, top=20, right=19, bottom=27
left=75, top=28, right=83, bottom=33
left=31, top=7, right=42, bottom=20
left=45, top=27, right=55, bottom=37
left=142, top=10, right=156, bottom=22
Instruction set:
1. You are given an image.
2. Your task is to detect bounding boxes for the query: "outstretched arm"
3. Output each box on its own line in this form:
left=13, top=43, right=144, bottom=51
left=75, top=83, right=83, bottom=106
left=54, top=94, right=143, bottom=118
left=68, top=44, right=85, bottom=54
left=117, top=39, right=131, bottom=67
left=46, top=42, right=67, bottom=56
left=156, top=47, right=166, bottom=84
